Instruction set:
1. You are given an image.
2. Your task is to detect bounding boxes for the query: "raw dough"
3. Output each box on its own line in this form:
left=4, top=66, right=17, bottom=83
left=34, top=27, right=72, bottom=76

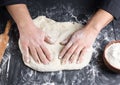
left=19, top=16, right=93, bottom=72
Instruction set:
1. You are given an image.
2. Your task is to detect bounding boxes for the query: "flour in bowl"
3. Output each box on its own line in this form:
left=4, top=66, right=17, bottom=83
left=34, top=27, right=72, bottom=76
left=105, top=43, right=120, bottom=69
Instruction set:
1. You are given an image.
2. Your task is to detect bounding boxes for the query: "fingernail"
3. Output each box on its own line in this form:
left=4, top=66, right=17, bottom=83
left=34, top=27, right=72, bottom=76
left=73, top=60, right=76, bottom=63
left=69, top=60, right=72, bottom=64
left=77, top=61, right=80, bottom=64
left=61, top=61, right=64, bottom=65
left=59, top=55, right=62, bottom=59
left=45, top=61, right=49, bottom=65
left=61, top=62, right=64, bottom=65
left=50, top=57, right=53, bottom=61
left=49, top=38, right=56, bottom=44
left=61, top=61, right=66, bottom=65
left=59, top=56, right=62, bottom=59
left=26, top=59, right=30, bottom=63
left=37, top=60, right=40, bottom=64
left=68, top=61, right=70, bottom=64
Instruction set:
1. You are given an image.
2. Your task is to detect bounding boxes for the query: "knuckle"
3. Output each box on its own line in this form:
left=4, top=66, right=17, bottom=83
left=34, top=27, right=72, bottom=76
left=34, top=54, right=38, bottom=59
left=65, top=45, right=69, bottom=49
left=64, top=47, right=68, bottom=51
left=41, top=58, right=46, bottom=62
left=35, top=44, right=40, bottom=48
left=68, top=49, right=73, bottom=53
left=62, top=49, right=67, bottom=53
left=65, top=54, right=70, bottom=59
left=46, top=55, right=50, bottom=59
left=73, top=52, right=77, bottom=56
left=70, top=56, right=74, bottom=60
left=76, top=40, right=81, bottom=44
left=40, top=55, right=46, bottom=60
left=39, top=41, right=44, bottom=46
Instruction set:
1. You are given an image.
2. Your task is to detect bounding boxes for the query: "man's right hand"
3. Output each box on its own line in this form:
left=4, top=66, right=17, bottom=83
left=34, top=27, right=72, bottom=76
left=18, top=23, right=53, bottom=64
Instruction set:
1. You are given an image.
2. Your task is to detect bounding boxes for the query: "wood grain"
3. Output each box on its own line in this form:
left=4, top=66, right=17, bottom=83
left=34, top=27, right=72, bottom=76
left=0, top=20, right=12, bottom=63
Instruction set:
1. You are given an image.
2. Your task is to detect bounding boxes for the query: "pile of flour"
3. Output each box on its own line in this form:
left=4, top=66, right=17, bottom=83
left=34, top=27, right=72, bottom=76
left=105, top=43, right=120, bottom=69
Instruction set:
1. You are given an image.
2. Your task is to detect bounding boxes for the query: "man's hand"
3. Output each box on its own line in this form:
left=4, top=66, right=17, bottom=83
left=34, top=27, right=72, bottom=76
left=19, top=24, right=53, bottom=64
left=59, top=9, right=113, bottom=64
left=6, top=4, right=54, bottom=64
left=59, top=27, right=98, bottom=64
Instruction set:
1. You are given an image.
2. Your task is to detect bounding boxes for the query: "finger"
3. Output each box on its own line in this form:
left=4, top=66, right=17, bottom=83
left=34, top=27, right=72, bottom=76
left=20, top=42, right=30, bottom=63
left=77, top=48, right=87, bottom=64
left=62, top=43, right=78, bottom=64
left=23, top=54, right=30, bottom=63
left=45, top=34, right=54, bottom=44
left=40, top=44, right=52, bottom=61
left=36, top=46, right=49, bottom=64
left=29, top=46, right=40, bottom=63
left=59, top=42, right=73, bottom=59
left=60, top=35, right=71, bottom=45
left=70, top=46, right=83, bottom=63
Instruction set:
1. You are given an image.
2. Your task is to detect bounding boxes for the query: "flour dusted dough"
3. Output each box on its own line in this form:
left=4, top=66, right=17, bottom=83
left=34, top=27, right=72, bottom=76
left=19, top=16, right=93, bottom=72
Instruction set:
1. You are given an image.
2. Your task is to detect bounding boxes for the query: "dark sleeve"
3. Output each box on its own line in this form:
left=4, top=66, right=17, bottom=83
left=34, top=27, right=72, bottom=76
left=0, top=0, right=27, bottom=7
left=101, top=0, right=120, bottom=20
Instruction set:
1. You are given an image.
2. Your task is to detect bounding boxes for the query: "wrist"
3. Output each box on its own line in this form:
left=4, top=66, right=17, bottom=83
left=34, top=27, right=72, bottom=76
left=84, top=24, right=101, bottom=35
left=17, top=18, right=33, bottom=27
left=84, top=9, right=113, bottom=35
left=17, top=19, right=35, bottom=31
left=17, top=21, right=36, bottom=36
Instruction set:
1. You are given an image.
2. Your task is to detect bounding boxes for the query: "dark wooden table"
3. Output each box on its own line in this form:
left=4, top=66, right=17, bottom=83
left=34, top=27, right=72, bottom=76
left=1, top=0, right=120, bottom=85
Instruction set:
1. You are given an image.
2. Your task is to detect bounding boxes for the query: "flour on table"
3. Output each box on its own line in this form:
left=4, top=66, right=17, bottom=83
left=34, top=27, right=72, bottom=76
left=105, top=43, right=120, bottom=69
left=19, top=16, right=93, bottom=72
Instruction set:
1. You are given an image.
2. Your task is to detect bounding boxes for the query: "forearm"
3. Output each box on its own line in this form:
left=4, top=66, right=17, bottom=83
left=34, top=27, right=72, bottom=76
left=85, top=9, right=114, bottom=34
left=6, top=4, right=33, bottom=31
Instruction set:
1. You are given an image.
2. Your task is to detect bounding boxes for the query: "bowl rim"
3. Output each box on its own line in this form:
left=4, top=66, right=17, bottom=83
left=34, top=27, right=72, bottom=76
left=103, top=40, right=120, bottom=72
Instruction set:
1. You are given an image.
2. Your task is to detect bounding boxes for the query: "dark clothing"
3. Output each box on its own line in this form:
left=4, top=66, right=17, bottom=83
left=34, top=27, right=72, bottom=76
left=0, top=0, right=120, bottom=20
left=0, top=0, right=27, bottom=6
left=0, top=0, right=27, bottom=20
left=101, top=0, right=120, bottom=20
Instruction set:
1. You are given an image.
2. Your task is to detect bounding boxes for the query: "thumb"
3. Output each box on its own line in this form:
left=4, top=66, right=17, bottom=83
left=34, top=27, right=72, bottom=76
left=60, top=35, right=71, bottom=45
left=45, top=34, right=54, bottom=44
left=22, top=46, right=30, bottom=63
left=19, top=40, right=30, bottom=63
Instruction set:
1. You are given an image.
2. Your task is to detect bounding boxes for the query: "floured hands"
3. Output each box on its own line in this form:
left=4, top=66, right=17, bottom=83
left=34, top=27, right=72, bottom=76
left=59, top=27, right=98, bottom=64
left=59, top=9, right=114, bottom=65
left=19, top=24, right=53, bottom=64
left=7, top=4, right=113, bottom=66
